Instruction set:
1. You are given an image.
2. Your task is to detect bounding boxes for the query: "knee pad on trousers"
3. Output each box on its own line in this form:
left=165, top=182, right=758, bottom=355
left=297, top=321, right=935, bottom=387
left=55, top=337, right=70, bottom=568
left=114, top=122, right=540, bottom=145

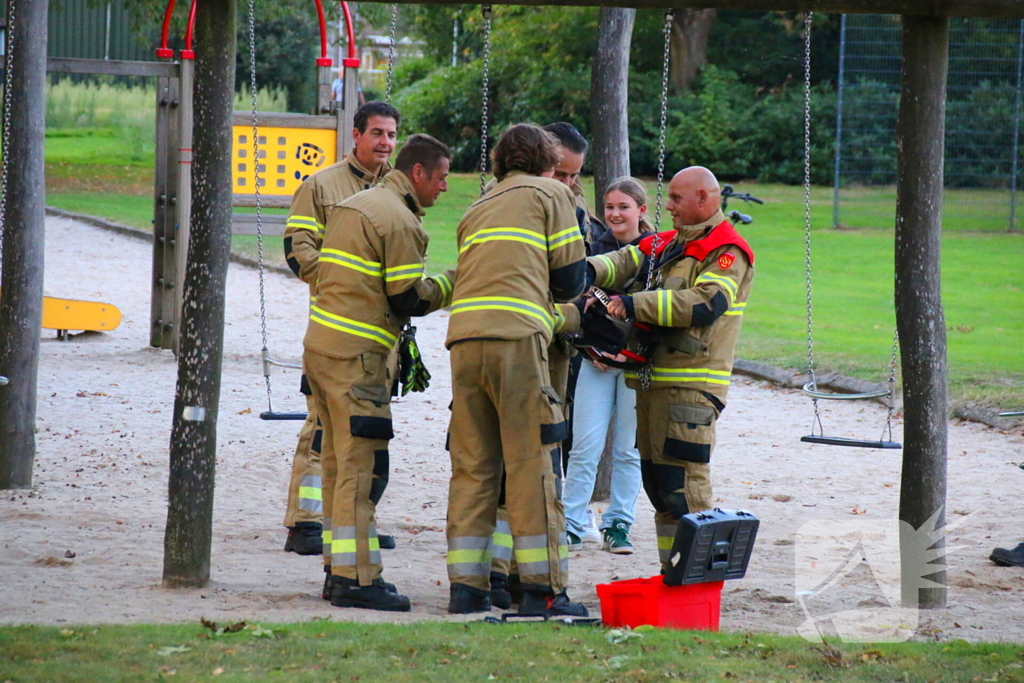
left=641, top=460, right=667, bottom=514
left=643, top=461, right=690, bottom=519
left=311, top=428, right=323, bottom=456
left=350, top=416, right=394, bottom=440
left=369, top=449, right=389, bottom=505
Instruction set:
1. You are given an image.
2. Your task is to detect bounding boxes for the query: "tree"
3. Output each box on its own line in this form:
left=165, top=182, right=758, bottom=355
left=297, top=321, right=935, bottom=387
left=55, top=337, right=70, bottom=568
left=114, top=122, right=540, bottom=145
left=670, top=9, right=716, bottom=92
left=162, top=0, right=236, bottom=588
left=0, top=0, right=49, bottom=489
left=590, top=7, right=635, bottom=207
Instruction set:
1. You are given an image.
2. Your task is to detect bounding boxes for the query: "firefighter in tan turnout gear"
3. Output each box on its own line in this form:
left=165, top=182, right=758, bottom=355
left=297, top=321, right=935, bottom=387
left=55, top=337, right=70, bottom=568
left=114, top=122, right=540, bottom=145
left=281, top=102, right=400, bottom=556
left=444, top=124, right=588, bottom=616
left=303, top=134, right=454, bottom=611
left=594, top=166, right=755, bottom=571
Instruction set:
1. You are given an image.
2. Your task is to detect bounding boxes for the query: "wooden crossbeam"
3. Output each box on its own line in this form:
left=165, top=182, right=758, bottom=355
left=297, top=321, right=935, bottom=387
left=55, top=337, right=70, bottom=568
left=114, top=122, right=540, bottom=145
left=379, top=0, right=1024, bottom=19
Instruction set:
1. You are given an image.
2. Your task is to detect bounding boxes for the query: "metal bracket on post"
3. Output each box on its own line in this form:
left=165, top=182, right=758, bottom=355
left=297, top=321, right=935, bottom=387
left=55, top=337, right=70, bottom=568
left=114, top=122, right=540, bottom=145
left=339, top=58, right=359, bottom=159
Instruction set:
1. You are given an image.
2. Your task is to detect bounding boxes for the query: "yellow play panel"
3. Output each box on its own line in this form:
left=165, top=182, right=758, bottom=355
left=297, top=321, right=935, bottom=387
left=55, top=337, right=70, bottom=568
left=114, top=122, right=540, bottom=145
left=232, top=126, right=339, bottom=197
left=0, top=288, right=121, bottom=338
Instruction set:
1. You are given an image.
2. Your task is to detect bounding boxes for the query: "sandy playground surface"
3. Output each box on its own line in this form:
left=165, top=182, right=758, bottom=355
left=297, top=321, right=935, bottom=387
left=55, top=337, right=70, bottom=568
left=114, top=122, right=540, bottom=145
left=1, top=215, right=1022, bottom=642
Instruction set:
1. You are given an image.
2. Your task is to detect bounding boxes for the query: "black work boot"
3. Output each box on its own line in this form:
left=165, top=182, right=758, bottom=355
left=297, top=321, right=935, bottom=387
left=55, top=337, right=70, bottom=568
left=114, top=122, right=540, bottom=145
left=990, top=542, right=1024, bottom=567
left=323, top=565, right=396, bottom=599
left=449, top=583, right=492, bottom=614
left=378, top=534, right=397, bottom=550
left=518, top=589, right=589, bottom=618
left=507, top=574, right=524, bottom=606
left=331, top=577, right=410, bottom=612
left=284, top=522, right=323, bottom=555
left=489, top=573, right=512, bottom=610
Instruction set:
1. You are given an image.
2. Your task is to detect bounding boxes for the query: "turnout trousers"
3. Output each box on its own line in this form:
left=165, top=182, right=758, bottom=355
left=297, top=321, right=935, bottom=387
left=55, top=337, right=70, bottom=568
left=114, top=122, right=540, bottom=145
left=447, top=334, right=569, bottom=593
left=283, top=389, right=323, bottom=527
left=303, top=349, right=393, bottom=585
left=635, top=386, right=717, bottom=569
left=489, top=340, right=573, bottom=579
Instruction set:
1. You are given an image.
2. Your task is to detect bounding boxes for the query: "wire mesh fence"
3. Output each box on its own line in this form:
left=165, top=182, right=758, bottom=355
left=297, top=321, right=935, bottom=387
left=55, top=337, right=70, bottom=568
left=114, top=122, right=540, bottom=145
left=833, top=14, right=1024, bottom=232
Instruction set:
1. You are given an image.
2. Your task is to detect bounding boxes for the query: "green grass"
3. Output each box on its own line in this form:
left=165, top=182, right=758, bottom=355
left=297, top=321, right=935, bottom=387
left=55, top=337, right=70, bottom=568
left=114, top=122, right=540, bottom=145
left=39, top=106, right=1024, bottom=410
left=2, top=621, right=1022, bottom=683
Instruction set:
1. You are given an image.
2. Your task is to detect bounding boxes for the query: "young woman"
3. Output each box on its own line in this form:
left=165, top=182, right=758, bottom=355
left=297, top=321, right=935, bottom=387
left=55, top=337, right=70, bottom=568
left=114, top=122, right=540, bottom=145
left=563, top=177, right=652, bottom=554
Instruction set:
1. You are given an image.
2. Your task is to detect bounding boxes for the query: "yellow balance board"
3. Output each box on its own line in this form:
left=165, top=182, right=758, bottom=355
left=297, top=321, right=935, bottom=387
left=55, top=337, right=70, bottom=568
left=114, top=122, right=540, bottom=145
left=0, top=288, right=121, bottom=334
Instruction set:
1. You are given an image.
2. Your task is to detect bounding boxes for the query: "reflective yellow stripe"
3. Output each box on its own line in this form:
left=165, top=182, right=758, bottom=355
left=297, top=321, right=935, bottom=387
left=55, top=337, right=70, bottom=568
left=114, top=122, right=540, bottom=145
left=447, top=548, right=489, bottom=565
left=384, top=263, right=425, bottom=282
left=696, top=271, right=738, bottom=305
left=628, top=245, right=641, bottom=266
left=460, top=227, right=547, bottom=253
left=657, top=536, right=675, bottom=550
left=432, top=274, right=453, bottom=307
left=298, top=486, right=322, bottom=501
left=491, top=533, right=513, bottom=549
left=310, top=305, right=397, bottom=348
left=648, top=367, right=732, bottom=385
left=449, top=297, right=554, bottom=330
left=514, top=547, right=549, bottom=564
left=593, top=254, right=616, bottom=288
left=657, top=289, right=673, bottom=327
left=549, top=227, right=583, bottom=249
left=320, top=248, right=382, bottom=277
left=332, top=537, right=381, bottom=553
left=286, top=215, right=322, bottom=233
left=553, top=307, right=566, bottom=332
left=724, top=301, right=747, bottom=316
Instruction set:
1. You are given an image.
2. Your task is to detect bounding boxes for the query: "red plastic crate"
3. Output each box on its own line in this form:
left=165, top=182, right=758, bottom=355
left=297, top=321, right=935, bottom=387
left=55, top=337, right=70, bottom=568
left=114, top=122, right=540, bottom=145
left=596, top=576, right=723, bottom=631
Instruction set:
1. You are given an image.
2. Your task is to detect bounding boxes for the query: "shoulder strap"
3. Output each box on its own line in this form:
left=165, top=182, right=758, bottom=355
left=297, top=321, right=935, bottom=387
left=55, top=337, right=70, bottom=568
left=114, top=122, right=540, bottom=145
left=683, top=220, right=755, bottom=266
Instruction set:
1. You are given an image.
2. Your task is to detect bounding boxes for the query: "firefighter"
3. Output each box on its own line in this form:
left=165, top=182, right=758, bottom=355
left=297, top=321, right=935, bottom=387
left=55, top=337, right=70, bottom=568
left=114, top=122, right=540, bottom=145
left=303, top=134, right=454, bottom=611
left=445, top=124, right=588, bottom=616
left=593, top=166, right=755, bottom=571
left=281, top=102, right=400, bottom=557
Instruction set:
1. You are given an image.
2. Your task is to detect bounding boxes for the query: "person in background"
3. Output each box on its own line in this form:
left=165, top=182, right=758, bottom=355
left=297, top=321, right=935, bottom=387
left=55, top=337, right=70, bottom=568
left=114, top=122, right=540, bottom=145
left=331, top=68, right=366, bottom=105
left=563, top=177, right=653, bottom=555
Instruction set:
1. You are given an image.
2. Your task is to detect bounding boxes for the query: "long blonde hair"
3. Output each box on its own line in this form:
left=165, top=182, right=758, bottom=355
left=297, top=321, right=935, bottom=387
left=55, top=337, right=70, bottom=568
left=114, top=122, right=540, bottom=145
left=604, top=176, right=653, bottom=233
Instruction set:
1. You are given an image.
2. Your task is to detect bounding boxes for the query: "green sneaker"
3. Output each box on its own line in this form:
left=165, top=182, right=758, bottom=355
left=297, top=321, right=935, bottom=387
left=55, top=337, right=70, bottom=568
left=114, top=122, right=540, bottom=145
left=602, top=520, right=634, bottom=555
left=567, top=531, right=583, bottom=552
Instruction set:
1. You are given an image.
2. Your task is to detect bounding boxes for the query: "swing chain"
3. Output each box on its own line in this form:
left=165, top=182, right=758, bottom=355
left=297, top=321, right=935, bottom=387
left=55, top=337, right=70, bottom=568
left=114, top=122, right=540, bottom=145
left=386, top=3, right=399, bottom=103
left=652, top=9, right=673, bottom=232
left=248, top=0, right=273, bottom=412
left=801, top=12, right=821, bottom=431
left=478, top=4, right=493, bottom=197
left=882, top=327, right=900, bottom=440
left=0, top=0, right=16, bottom=273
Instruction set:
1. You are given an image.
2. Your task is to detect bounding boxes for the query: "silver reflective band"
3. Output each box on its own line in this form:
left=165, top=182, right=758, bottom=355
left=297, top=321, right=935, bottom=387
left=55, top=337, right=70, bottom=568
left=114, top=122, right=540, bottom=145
left=182, top=406, right=206, bottom=422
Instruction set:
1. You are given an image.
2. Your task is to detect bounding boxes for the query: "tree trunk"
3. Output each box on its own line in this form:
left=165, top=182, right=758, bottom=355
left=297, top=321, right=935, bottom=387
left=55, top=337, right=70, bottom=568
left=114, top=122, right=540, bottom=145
left=590, top=6, right=635, bottom=210
left=895, top=15, right=948, bottom=611
left=669, top=9, right=716, bottom=92
left=162, top=0, right=236, bottom=588
left=0, top=0, right=48, bottom=490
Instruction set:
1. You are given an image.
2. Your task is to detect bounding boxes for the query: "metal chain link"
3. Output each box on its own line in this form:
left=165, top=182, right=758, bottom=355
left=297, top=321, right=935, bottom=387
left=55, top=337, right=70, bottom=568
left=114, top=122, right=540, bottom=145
left=801, top=12, right=821, bottom=433
left=386, top=4, right=398, bottom=103
left=882, top=327, right=900, bottom=441
left=248, top=0, right=273, bottom=412
left=478, top=5, right=493, bottom=196
left=652, top=9, right=674, bottom=232
left=0, top=0, right=16, bottom=275
left=638, top=8, right=674, bottom=393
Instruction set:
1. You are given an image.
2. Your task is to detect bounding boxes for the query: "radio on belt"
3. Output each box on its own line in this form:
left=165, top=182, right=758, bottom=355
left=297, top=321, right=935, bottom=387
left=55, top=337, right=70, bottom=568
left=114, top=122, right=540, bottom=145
left=663, top=508, right=759, bottom=586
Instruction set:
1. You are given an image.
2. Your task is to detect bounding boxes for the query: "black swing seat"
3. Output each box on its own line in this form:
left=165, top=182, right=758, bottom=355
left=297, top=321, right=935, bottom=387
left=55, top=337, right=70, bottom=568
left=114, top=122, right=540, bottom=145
left=801, top=435, right=901, bottom=449
left=259, top=411, right=308, bottom=421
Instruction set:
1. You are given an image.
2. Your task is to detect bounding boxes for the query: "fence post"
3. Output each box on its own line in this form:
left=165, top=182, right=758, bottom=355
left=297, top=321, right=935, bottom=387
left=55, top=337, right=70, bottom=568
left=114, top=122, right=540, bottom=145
left=1010, top=19, right=1023, bottom=233
left=832, top=14, right=847, bottom=230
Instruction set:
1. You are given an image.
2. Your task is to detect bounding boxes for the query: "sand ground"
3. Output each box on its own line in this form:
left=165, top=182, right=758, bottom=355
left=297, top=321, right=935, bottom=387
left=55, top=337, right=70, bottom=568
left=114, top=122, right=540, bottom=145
left=1, top=216, right=1022, bottom=642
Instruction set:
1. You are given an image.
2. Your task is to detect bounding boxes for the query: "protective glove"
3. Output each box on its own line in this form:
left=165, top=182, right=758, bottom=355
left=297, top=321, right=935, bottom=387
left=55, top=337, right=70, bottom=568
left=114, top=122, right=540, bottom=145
left=398, top=325, right=431, bottom=396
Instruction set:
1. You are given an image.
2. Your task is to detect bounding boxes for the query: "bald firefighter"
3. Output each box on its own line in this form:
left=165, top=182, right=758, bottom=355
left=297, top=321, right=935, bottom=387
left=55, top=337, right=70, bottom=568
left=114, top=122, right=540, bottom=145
left=303, top=134, right=454, bottom=611
left=281, top=102, right=400, bottom=557
left=445, top=124, right=588, bottom=616
left=594, top=166, right=755, bottom=571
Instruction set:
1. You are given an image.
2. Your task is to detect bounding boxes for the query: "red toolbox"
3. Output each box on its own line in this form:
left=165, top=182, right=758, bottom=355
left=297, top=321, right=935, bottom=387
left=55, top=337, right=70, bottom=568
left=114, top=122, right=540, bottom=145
left=596, top=575, right=724, bottom=631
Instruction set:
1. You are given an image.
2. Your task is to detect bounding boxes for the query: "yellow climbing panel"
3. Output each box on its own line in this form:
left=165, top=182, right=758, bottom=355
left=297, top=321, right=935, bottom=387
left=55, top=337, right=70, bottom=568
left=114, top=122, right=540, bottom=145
left=232, top=126, right=338, bottom=198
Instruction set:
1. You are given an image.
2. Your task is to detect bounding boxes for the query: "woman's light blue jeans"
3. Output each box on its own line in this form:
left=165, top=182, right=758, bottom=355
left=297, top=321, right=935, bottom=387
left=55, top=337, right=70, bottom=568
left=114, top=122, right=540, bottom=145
left=563, top=358, right=642, bottom=535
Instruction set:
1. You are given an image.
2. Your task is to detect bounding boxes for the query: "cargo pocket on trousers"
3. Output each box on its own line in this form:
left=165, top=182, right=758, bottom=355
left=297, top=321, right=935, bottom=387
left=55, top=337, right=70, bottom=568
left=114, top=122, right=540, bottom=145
left=663, top=402, right=717, bottom=464
left=349, top=384, right=394, bottom=439
left=539, top=385, right=567, bottom=445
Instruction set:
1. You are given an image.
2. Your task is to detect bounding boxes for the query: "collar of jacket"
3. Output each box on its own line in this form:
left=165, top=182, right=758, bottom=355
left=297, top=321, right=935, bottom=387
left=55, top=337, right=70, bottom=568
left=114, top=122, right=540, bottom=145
left=347, top=147, right=391, bottom=185
left=671, top=209, right=727, bottom=245
left=598, top=227, right=646, bottom=249
left=382, top=169, right=425, bottom=218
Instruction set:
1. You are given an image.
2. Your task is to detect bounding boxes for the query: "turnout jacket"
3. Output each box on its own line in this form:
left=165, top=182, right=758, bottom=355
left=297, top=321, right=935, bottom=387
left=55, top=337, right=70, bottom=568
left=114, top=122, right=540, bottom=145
left=445, top=172, right=587, bottom=348
left=588, top=209, right=754, bottom=402
left=284, top=149, right=392, bottom=294
left=304, top=170, right=455, bottom=360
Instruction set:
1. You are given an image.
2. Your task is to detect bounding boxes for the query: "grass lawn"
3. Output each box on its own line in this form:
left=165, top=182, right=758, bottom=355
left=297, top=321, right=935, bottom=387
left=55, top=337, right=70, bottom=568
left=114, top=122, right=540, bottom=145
left=43, top=130, right=1024, bottom=410
left=2, top=621, right=1023, bottom=683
